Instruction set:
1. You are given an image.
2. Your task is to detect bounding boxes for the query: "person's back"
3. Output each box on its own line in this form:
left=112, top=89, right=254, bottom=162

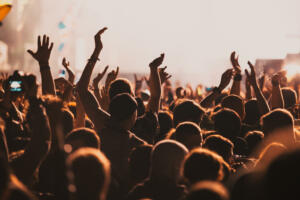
left=99, top=93, right=146, bottom=196
left=127, top=140, right=188, bottom=200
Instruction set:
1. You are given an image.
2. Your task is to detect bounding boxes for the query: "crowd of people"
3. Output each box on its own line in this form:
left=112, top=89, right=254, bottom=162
left=0, top=26, right=300, bottom=200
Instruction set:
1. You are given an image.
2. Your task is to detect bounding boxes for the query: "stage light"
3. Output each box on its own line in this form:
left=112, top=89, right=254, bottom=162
left=0, top=3, right=12, bottom=22
left=283, top=64, right=300, bottom=78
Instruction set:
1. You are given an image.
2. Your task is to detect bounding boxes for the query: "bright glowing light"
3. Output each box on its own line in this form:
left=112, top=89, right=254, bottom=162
left=0, top=4, right=12, bottom=21
left=283, top=64, right=300, bottom=78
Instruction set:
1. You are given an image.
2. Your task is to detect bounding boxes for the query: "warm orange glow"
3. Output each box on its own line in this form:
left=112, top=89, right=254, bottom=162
left=283, top=64, right=300, bottom=78
left=0, top=4, right=12, bottom=21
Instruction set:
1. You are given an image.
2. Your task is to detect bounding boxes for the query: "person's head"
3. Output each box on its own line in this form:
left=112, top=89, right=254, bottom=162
left=65, top=128, right=100, bottom=153
left=203, top=134, right=234, bottom=163
left=183, top=148, right=224, bottom=184
left=244, top=131, right=264, bottom=158
left=108, top=78, right=134, bottom=100
left=157, top=111, right=173, bottom=141
left=261, top=109, right=295, bottom=144
left=109, top=93, right=138, bottom=130
left=129, top=144, right=153, bottom=184
left=173, top=100, right=205, bottom=127
left=150, top=140, right=188, bottom=183
left=132, top=112, right=158, bottom=143
left=244, top=99, right=261, bottom=125
left=281, top=87, right=297, bottom=109
left=212, top=108, right=241, bottom=139
left=173, top=122, right=203, bottom=150
left=67, top=148, right=110, bottom=200
left=135, top=97, right=145, bottom=117
left=62, top=109, right=74, bottom=136
left=186, top=181, right=229, bottom=200
left=175, top=87, right=186, bottom=99
left=256, top=142, right=287, bottom=168
left=265, top=149, right=300, bottom=200
left=221, top=95, right=245, bottom=120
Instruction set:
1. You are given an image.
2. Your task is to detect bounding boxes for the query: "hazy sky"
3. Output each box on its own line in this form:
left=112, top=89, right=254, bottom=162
left=37, top=0, right=300, bottom=85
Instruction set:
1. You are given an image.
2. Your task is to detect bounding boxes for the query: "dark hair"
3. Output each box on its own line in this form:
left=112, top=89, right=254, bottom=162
left=108, top=78, right=133, bottom=100
left=221, top=95, right=245, bottom=120
left=261, top=108, right=294, bottom=139
left=244, top=131, right=264, bottom=157
left=173, top=100, right=205, bottom=127
left=281, top=87, right=297, bottom=109
left=203, top=134, right=234, bottom=163
left=67, top=148, right=110, bottom=200
left=132, top=112, right=158, bottom=144
left=186, top=181, right=229, bottom=200
left=173, top=122, right=203, bottom=150
left=65, top=128, right=100, bottom=151
left=244, top=99, right=261, bottom=125
left=212, top=108, right=241, bottom=139
left=129, top=144, right=153, bottom=184
left=156, top=111, right=173, bottom=141
left=109, top=93, right=138, bottom=121
left=183, top=148, right=224, bottom=184
left=135, top=97, right=145, bottom=117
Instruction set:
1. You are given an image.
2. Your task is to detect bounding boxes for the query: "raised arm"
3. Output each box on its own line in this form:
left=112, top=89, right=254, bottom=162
left=245, top=71, right=252, bottom=100
left=200, top=69, right=233, bottom=108
left=230, top=52, right=242, bottom=96
left=270, top=74, right=284, bottom=109
left=62, top=57, right=75, bottom=84
left=27, top=35, right=55, bottom=95
left=76, top=28, right=110, bottom=131
left=146, top=54, right=164, bottom=113
left=93, top=65, right=109, bottom=103
left=246, top=61, right=270, bottom=115
left=11, top=85, right=51, bottom=185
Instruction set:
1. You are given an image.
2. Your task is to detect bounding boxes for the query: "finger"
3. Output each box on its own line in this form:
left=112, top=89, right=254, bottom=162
left=162, top=66, right=167, bottom=71
left=115, top=66, right=119, bottom=76
left=166, top=75, right=172, bottom=80
left=42, top=35, right=46, bottom=46
left=62, top=57, right=66, bottom=65
left=230, top=51, right=236, bottom=63
left=96, top=27, right=108, bottom=36
left=49, top=42, right=54, bottom=51
left=248, top=61, right=255, bottom=72
left=38, top=35, right=41, bottom=49
left=245, top=69, right=250, bottom=78
left=27, top=50, right=35, bottom=57
left=102, top=65, right=109, bottom=75
left=46, top=36, right=49, bottom=46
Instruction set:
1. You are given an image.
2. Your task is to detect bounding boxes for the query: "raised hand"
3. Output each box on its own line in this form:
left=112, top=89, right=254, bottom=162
left=271, top=73, right=281, bottom=86
left=62, top=57, right=75, bottom=84
left=159, top=66, right=172, bottom=84
left=93, top=65, right=109, bottom=89
left=230, top=51, right=241, bottom=74
left=27, top=35, right=54, bottom=65
left=105, top=66, right=119, bottom=89
left=93, top=27, right=107, bottom=55
left=149, top=53, right=164, bottom=69
left=245, top=61, right=257, bottom=86
left=219, top=69, right=234, bottom=91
